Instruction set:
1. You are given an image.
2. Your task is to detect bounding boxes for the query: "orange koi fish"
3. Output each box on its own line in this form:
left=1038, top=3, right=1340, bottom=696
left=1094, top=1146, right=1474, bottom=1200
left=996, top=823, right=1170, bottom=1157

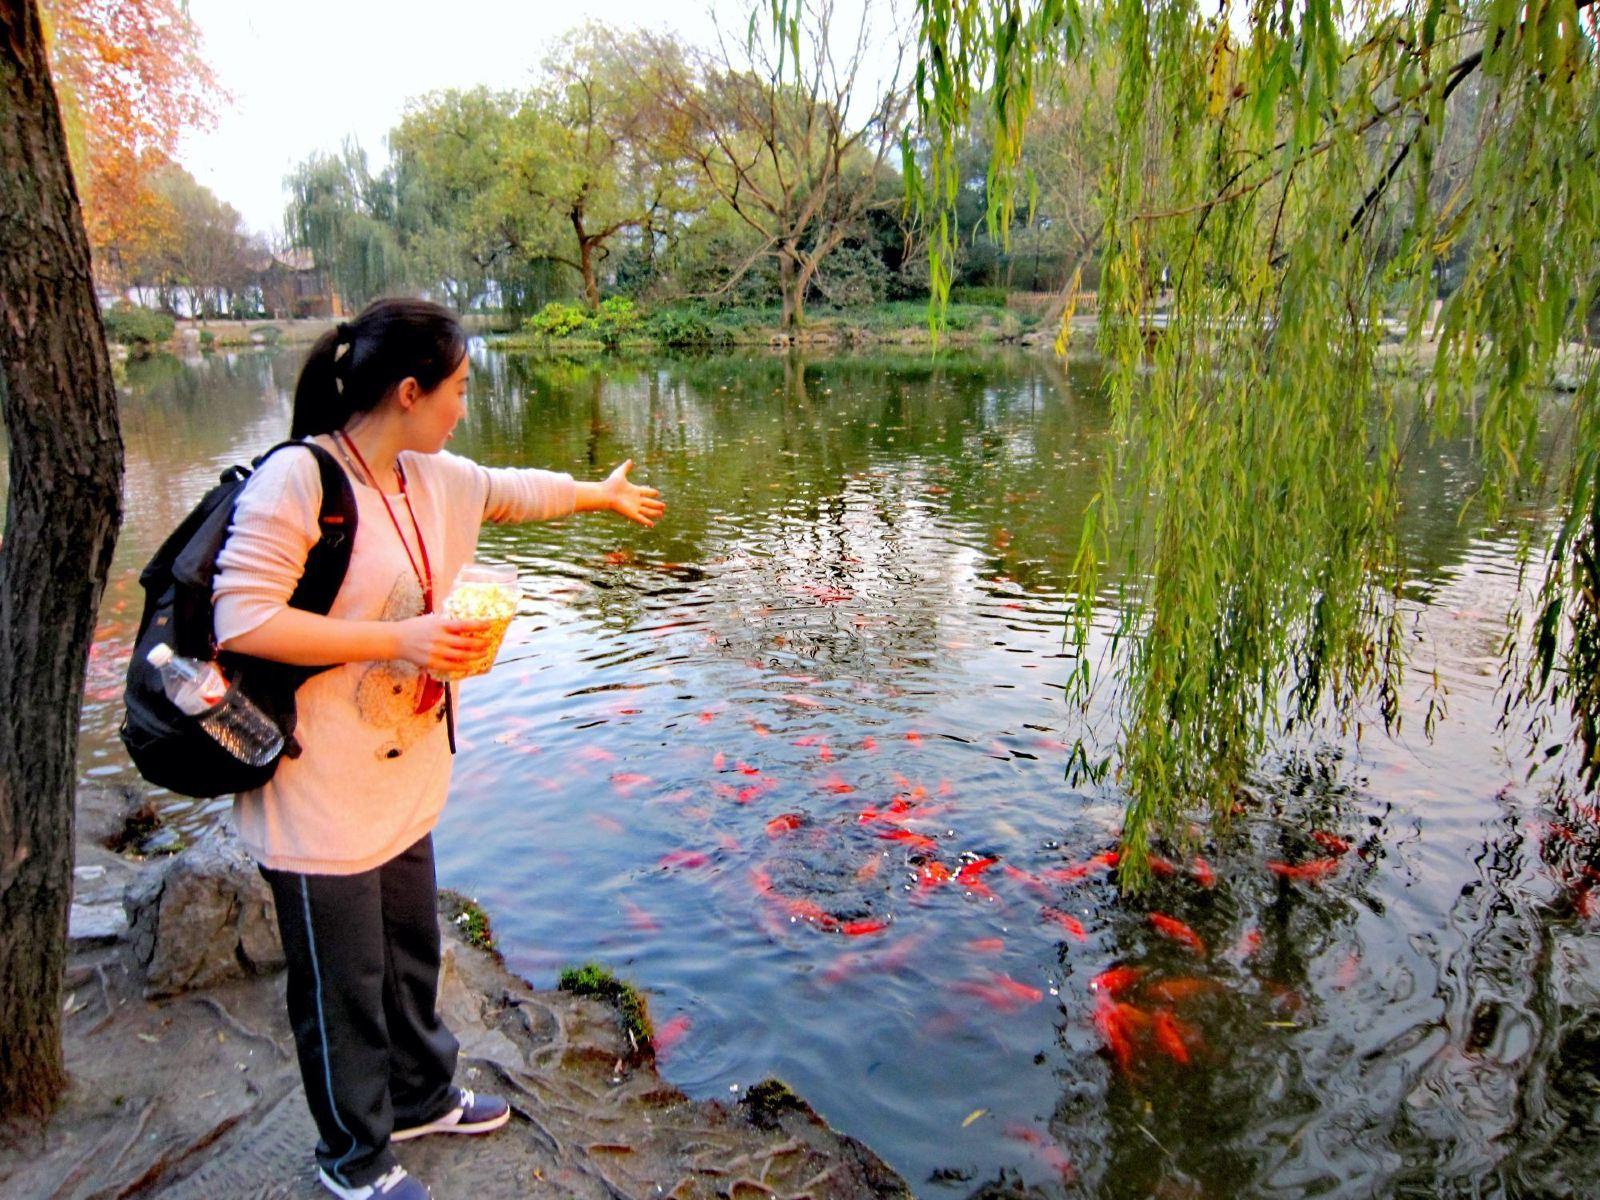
left=765, top=813, right=804, bottom=837
left=905, top=731, right=924, bottom=746
left=860, top=736, right=878, bottom=752
left=782, top=693, right=824, bottom=708
left=1002, top=1124, right=1076, bottom=1182
left=610, top=772, right=652, bottom=794
left=1149, top=856, right=1177, bottom=878
left=1148, top=913, right=1207, bottom=956
left=712, top=751, right=726, bottom=770
left=715, top=833, right=741, bottom=852
left=854, top=854, right=883, bottom=882
left=1332, top=950, right=1361, bottom=990
left=919, top=861, right=953, bottom=888
left=1047, top=850, right=1121, bottom=883
left=968, top=937, right=1006, bottom=954
left=621, top=899, right=659, bottom=932
left=954, top=972, right=1043, bottom=1012
left=1152, top=1010, right=1194, bottom=1065
left=576, top=746, right=617, bottom=763
left=785, top=898, right=838, bottom=931
left=1191, top=856, right=1216, bottom=889
left=1143, top=976, right=1220, bottom=1006
left=1227, top=927, right=1262, bottom=963
left=1090, top=965, right=1144, bottom=996
left=840, top=918, right=889, bottom=937
left=1310, top=830, right=1352, bottom=856
left=736, top=786, right=761, bottom=804
left=792, top=735, right=822, bottom=747
left=1267, top=857, right=1342, bottom=884
left=821, top=776, right=856, bottom=795
left=698, top=710, right=718, bottom=723
left=957, top=857, right=1000, bottom=885
left=736, top=761, right=761, bottom=775
left=1004, top=865, right=1054, bottom=898
left=1041, top=907, right=1089, bottom=942
left=659, top=850, right=710, bottom=870
left=880, top=829, right=940, bottom=852
left=588, top=814, right=626, bottom=836
left=1092, top=994, right=1148, bottom=1073
left=653, top=1014, right=690, bottom=1057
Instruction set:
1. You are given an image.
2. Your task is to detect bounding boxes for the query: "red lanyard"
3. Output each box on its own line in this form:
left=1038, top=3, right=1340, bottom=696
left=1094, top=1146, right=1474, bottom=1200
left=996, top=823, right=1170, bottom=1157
left=335, top=430, right=435, bottom=613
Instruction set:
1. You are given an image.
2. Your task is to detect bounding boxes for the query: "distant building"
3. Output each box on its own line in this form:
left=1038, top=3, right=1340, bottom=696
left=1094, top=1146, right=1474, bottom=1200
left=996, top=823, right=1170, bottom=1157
left=258, top=248, right=343, bottom=319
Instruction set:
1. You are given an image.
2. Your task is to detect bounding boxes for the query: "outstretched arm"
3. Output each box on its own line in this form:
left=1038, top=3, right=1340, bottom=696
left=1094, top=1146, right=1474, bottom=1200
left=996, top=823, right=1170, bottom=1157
left=574, top=460, right=666, bottom=528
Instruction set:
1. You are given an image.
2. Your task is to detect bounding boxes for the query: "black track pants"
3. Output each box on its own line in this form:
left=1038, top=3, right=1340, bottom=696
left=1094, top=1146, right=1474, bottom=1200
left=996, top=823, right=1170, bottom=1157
left=260, top=833, right=460, bottom=1188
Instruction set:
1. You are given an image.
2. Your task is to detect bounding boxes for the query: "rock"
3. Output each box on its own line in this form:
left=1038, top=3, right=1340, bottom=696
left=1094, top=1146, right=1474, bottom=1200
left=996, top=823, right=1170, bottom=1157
left=69, top=900, right=128, bottom=946
left=76, top=783, right=158, bottom=851
left=125, top=822, right=284, bottom=997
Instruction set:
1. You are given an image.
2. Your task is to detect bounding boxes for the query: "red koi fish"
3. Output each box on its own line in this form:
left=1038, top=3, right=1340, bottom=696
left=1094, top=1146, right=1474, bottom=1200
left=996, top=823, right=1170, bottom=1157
left=1227, top=927, right=1262, bottom=963
left=1191, top=856, right=1216, bottom=889
left=1092, top=994, right=1149, bottom=1073
left=821, top=776, right=856, bottom=795
left=1267, top=857, right=1342, bottom=884
left=1148, top=913, right=1207, bottom=956
left=653, top=1014, right=690, bottom=1057
left=1152, top=1010, right=1194, bottom=1065
left=1332, top=950, right=1361, bottom=989
left=1090, top=965, right=1144, bottom=997
left=1575, top=886, right=1597, bottom=919
left=659, top=850, right=710, bottom=870
left=588, top=814, right=626, bottom=836
left=1002, top=1124, right=1075, bottom=1182
left=954, top=972, right=1043, bottom=1012
left=712, top=751, right=726, bottom=770
left=735, top=761, right=761, bottom=776
left=904, top=731, right=924, bottom=746
left=736, top=786, right=761, bottom=804
left=782, top=897, right=838, bottom=930
left=957, top=857, right=1001, bottom=885
left=610, top=772, right=652, bottom=794
left=1004, top=865, right=1054, bottom=898
left=860, top=736, right=878, bottom=752
left=782, top=693, right=825, bottom=708
left=1046, top=850, right=1120, bottom=883
left=621, top=899, right=659, bottom=932
left=576, top=746, right=617, bottom=763
left=1143, top=976, right=1220, bottom=1006
left=919, top=861, right=953, bottom=888
left=1149, top=856, right=1177, bottom=878
left=750, top=867, right=775, bottom=895
left=698, top=710, right=718, bottom=724
left=880, top=829, right=939, bottom=851
left=1310, top=830, right=1352, bottom=856
left=1041, top=907, right=1089, bottom=942
left=854, top=855, right=883, bottom=882
left=840, top=918, right=888, bottom=937
left=792, top=735, right=822, bottom=747
left=765, top=813, right=804, bottom=837
left=968, top=937, right=1006, bottom=954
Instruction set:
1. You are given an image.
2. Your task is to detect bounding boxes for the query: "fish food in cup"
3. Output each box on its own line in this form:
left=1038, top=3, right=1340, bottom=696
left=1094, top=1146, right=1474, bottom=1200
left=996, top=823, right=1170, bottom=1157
left=439, top=563, right=518, bottom=680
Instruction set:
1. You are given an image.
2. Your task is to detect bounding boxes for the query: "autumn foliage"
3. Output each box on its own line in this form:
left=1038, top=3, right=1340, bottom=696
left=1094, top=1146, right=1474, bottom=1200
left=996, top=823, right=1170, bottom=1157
left=38, top=0, right=220, bottom=278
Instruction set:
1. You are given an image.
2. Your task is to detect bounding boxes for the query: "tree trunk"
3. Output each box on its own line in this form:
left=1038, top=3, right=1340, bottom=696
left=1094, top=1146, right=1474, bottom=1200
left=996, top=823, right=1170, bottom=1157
left=778, top=248, right=798, bottom=330
left=0, top=0, right=126, bottom=1121
left=572, top=209, right=599, bottom=310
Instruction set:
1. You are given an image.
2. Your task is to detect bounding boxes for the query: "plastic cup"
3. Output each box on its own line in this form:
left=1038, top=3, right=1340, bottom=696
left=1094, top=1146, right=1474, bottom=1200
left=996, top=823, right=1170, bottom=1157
left=438, top=562, right=519, bottom=680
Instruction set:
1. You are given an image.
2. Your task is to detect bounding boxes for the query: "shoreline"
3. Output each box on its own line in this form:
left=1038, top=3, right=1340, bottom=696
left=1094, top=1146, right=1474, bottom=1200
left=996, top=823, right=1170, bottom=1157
left=0, top=785, right=911, bottom=1199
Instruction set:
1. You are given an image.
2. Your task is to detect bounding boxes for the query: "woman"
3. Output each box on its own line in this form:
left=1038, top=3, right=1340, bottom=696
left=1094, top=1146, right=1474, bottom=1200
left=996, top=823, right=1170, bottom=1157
left=213, top=297, right=664, bottom=1200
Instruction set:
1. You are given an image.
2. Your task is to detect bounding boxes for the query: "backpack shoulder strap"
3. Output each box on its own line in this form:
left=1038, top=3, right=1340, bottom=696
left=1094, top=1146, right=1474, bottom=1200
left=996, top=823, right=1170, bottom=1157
left=251, top=440, right=357, bottom=616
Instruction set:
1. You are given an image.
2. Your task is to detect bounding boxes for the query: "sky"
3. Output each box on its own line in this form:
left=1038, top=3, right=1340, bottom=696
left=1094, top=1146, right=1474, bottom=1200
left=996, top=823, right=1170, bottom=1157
left=178, top=0, right=726, bottom=239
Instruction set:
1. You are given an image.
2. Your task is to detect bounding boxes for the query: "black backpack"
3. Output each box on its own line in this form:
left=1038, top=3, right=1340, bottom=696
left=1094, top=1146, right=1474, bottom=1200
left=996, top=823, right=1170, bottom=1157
left=120, top=441, right=358, bottom=797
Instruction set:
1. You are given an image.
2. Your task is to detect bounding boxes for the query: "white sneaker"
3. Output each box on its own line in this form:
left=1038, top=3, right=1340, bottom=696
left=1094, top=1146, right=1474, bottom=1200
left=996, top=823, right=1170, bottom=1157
left=317, top=1164, right=431, bottom=1199
left=391, top=1087, right=511, bottom=1141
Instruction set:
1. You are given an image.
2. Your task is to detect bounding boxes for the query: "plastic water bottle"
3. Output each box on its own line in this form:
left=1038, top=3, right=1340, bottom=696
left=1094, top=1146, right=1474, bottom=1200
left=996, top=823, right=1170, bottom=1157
left=146, top=643, right=285, bottom=766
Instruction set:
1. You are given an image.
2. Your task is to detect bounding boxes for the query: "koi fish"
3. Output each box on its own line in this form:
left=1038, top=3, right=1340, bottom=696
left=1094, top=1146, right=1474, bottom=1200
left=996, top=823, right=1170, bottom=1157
left=919, top=861, right=953, bottom=888
left=880, top=829, right=940, bottom=852
left=860, top=736, right=878, bottom=752
left=765, top=813, right=804, bottom=837
left=905, top=731, right=924, bottom=746
left=1332, top=950, right=1362, bottom=990
left=1227, top=927, right=1262, bottom=963
left=1148, top=913, right=1207, bottom=956
left=698, top=710, right=718, bottom=723
left=735, top=761, right=761, bottom=775
left=820, top=776, right=856, bottom=795
left=968, top=937, right=1006, bottom=954
left=840, top=918, right=888, bottom=937
left=1004, top=865, right=1053, bottom=898
left=1045, top=849, right=1121, bottom=884
left=610, top=772, right=652, bottom=794
left=653, top=1014, right=691, bottom=1056
left=1267, top=857, right=1342, bottom=884
left=954, top=972, right=1043, bottom=1012
left=587, top=814, right=626, bottom=835
left=1092, top=994, right=1148, bottom=1073
left=621, top=899, right=659, bottom=932
left=1310, top=830, right=1352, bottom=856
left=576, top=746, right=617, bottom=763
left=712, top=751, right=726, bottom=770
left=1142, top=976, right=1220, bottom=1006
left=782, top=694, right=824, bottom=708
left=1575, top=887, right=1597, bottom=919
left=1149, top=856, right=1177, bottom=878
left=854, top=855, right=883, bottom=882
left=1090, top=965, right=1144, bottom=996
left=1001, top=1124, right=1075, bottom=1182
left=1041, top=907, right=1089, bottom=942
left=818, top=743, right=835, bottom=763
left=1152, top=1010, right=1193, bottom=1065
left=956, top=857, right=1000, bottom=885
left=785, top=898, right=838, bottom=931
left=659, top=850, right=710, bottom=870
left=1191, top=856, right=1216, bottom=889
left=736, top=786, right=761, bottom=804
left=792, top=735, right=822, bottom=747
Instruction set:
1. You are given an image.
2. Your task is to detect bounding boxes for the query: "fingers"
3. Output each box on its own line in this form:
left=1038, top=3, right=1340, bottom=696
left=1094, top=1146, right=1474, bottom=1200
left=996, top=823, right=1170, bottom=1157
left=613, top=458, right=634, bottom=477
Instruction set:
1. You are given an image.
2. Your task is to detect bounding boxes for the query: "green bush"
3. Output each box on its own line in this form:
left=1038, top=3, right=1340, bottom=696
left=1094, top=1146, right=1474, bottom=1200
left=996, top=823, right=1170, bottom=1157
left=102, top=302, right=175, bottom=348
left=641, top=306, right=732, bottom=349
left=949, top=285, right=1010, bottom=307
left=198, top=329, right=216, bottom=350
left=592, top=295, right=641, bottom=348
left=524, top=301, right=592, bottom=340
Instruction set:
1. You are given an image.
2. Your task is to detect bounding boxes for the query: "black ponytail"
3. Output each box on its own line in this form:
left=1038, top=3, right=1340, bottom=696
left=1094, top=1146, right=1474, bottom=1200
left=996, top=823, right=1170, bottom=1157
left=291, top=298, right=467, bottom=439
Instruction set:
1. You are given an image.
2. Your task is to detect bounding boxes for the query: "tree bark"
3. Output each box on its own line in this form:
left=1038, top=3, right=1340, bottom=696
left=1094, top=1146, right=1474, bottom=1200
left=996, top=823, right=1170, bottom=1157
left=572, top=209, right=599, bottom=310
left=778, top=248, right=798, bottom=330
left=0, top=0, right=125, bottom=1120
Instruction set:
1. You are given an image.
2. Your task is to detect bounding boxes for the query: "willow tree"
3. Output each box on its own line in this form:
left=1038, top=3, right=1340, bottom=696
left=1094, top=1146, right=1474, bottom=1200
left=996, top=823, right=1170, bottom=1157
left=284, top=140, right=407, bottom=312
left=857, top=0, right=1600, bottom=881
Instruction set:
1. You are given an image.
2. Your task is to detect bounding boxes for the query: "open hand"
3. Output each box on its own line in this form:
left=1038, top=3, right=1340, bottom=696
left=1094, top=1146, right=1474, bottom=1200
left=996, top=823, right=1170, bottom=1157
left=603, top=460, right=666, bottom=528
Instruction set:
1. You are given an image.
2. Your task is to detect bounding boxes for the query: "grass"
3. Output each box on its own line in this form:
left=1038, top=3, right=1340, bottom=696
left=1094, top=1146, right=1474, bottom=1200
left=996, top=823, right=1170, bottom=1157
left=438, top=888, right=500, bottom=960
left=558, top=962, right=655, bottom=1059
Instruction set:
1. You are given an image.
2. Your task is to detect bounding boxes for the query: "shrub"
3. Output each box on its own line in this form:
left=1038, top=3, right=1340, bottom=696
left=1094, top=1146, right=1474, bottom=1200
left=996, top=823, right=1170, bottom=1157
left=592, top=295, right=641, bottom=348
left=523, top=301, right=592, bottom=340
left=198, top=329, right=215, bottom=350
left=948, top=285, right=1009, bottom=307
left=641, top=306, right=732, bottom=349
left=102, top=302, right=175, bottom=348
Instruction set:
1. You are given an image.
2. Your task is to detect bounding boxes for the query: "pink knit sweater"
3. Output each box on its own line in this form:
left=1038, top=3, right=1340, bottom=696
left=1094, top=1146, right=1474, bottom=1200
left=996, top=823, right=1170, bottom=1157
left=213, top=441, right=575, bottom=874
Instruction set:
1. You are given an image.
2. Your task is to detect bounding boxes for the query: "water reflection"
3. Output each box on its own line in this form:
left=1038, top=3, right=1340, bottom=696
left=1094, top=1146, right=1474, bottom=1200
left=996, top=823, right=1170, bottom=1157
left=24, top=346, right=1599, bottom=1196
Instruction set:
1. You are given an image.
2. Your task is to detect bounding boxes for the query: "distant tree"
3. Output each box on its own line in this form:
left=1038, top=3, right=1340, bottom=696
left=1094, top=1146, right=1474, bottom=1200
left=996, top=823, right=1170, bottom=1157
left=284, top=141, right=406, bottom=311
left=652, top=0, right=913, bottom=328
left=0, top=0, right=125, bottom=1119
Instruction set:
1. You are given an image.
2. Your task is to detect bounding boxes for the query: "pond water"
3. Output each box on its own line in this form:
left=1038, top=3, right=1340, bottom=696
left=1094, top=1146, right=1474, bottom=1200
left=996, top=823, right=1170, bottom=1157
left=49, top=346, right=1600, bottom=1197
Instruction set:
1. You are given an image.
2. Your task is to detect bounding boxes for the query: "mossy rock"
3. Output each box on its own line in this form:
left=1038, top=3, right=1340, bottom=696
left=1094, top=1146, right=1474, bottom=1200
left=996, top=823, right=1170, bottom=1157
left=739, top=1077, right=811, bottom=1130
left=557, top=962, right=654, bottom=1060
left=438, top=888, right=500, bottom=960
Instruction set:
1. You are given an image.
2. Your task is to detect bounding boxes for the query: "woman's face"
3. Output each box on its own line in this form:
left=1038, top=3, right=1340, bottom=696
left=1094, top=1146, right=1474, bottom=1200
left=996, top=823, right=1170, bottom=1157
left=408, top=353, right=470, bottom=453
